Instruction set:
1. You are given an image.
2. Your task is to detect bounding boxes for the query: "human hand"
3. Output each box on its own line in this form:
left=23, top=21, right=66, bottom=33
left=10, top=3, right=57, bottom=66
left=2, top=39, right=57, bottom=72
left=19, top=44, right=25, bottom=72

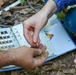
left=9, top=44, right=48, bottom=70
left=23, top=11, right=48, bottom=47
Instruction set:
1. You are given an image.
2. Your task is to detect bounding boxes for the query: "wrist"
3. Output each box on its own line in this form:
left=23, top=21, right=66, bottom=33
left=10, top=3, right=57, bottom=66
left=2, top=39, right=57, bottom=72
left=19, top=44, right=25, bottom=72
left=38, top=10, right=48, bottom=22
left=0, top=50, right=14, bottom=67
left=8, top=49, right=17, bottom=65
left=40, top=0, right=57, bottom=19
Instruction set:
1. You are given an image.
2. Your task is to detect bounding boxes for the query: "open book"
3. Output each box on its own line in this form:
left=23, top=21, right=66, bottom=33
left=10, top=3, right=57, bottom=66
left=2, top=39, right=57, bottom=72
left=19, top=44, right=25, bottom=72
left=0, top=15, right=76, bottom=72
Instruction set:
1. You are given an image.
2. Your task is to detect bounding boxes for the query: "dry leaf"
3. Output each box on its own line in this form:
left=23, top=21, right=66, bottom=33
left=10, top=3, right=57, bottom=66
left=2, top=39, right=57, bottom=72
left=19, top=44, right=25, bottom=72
left=1, top=11, right=12, bottom=18
left=56, top=71, right=65, bottom=75
left=6, top=20, right=14, bottom=25
left=63, top=68, right=76, bottom=74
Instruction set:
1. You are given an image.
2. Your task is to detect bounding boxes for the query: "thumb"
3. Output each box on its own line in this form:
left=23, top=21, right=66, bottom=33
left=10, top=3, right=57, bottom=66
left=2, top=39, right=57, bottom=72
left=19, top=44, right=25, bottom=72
left=33, top=27, right=40, bottom=43
left=33, top=51, right=48, bottom=67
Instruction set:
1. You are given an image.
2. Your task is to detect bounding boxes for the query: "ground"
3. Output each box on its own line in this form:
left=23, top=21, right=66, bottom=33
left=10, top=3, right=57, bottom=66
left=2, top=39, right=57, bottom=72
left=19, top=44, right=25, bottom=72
left=0, top=0, right=76, bottom=75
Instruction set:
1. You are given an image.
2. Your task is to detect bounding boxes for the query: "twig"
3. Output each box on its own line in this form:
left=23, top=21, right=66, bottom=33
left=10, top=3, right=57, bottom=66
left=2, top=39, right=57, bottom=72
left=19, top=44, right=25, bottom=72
left=42, top=62, right=53, bottom=66
left=10, top=6, right=29, bottom=10
left=0, top=25, right=12, bottom=28
left=27, top=0, right=38, bottom=12
left=24, top=5, right=43, bottom=15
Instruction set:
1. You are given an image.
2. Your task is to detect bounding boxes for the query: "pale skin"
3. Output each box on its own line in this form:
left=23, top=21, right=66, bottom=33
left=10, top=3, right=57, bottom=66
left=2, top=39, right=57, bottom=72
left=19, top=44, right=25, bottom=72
left=23, top=0, right=76, bottom=66
left=0, top=44, right=48, bottom=70
left=23, top=0, right=57, bottom=47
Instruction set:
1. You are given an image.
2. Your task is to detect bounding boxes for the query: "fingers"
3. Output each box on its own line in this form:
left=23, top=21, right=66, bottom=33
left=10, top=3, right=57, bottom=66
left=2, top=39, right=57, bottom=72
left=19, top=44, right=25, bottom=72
left=33, top=51, right=48, bottom=67
left=33, top=27, right=40, bottom=43
left=33, top=44, right=46, bottom=56
left=32, top=44, right=48, bottom=67
left=32, top=28, right=40, bottom=47
left=23, top=26, right=33, bottom=46
left=36, top=37, right=40, bottom=47
left=25, top=31, right=32, bottom=45
left=38, top=44, right=43, bottom=49
left=23, top=21, right=41, bottom=47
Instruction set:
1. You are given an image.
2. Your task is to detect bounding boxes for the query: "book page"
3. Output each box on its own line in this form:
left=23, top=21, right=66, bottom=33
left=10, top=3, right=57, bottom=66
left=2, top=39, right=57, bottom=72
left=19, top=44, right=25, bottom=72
left=11, top=24, right=30, bottom=47
left=43, top=15, right=76, bottom=55
left=0, top=28, right=19, bottom=50
left=11, top=14, right=76, bottom=57
left=12, top=24, right=56, bottom=56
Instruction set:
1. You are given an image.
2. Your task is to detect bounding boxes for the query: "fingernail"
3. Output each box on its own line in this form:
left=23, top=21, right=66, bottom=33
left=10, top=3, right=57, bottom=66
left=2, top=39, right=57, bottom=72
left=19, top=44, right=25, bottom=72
left=46, top=51, right=49, bottom=54
left=38, top=49, right=42, bottom=54
left=34, top=39, right=36, bottom=43
left=37, top=42, right=39, bottom=47
left=43, top=52, right=48, bottom=58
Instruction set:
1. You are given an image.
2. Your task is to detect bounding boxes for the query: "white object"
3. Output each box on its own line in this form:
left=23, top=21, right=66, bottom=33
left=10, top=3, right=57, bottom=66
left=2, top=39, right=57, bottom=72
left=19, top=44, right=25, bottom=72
left=0, top=0, right=20, bottom=15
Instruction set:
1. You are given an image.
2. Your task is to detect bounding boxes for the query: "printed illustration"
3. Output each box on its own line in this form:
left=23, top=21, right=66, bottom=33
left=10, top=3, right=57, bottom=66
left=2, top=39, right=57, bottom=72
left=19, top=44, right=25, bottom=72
left=46, top=33, right=54, bottom=40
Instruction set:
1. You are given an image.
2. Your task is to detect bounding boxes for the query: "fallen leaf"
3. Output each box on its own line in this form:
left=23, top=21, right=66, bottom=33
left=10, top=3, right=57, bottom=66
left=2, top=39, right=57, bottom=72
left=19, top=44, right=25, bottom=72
left=1, top=11, right=12, bottom=18
left=63, top=68, right=76, bottom=74
left=6, top=19, right=14, bottom=25
left=56, top=71, right=65, bottom=75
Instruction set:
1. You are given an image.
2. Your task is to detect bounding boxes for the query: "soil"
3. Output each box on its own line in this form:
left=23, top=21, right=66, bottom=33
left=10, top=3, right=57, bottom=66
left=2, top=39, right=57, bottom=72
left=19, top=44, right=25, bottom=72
left=0, top=0, right=76, bottom=75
